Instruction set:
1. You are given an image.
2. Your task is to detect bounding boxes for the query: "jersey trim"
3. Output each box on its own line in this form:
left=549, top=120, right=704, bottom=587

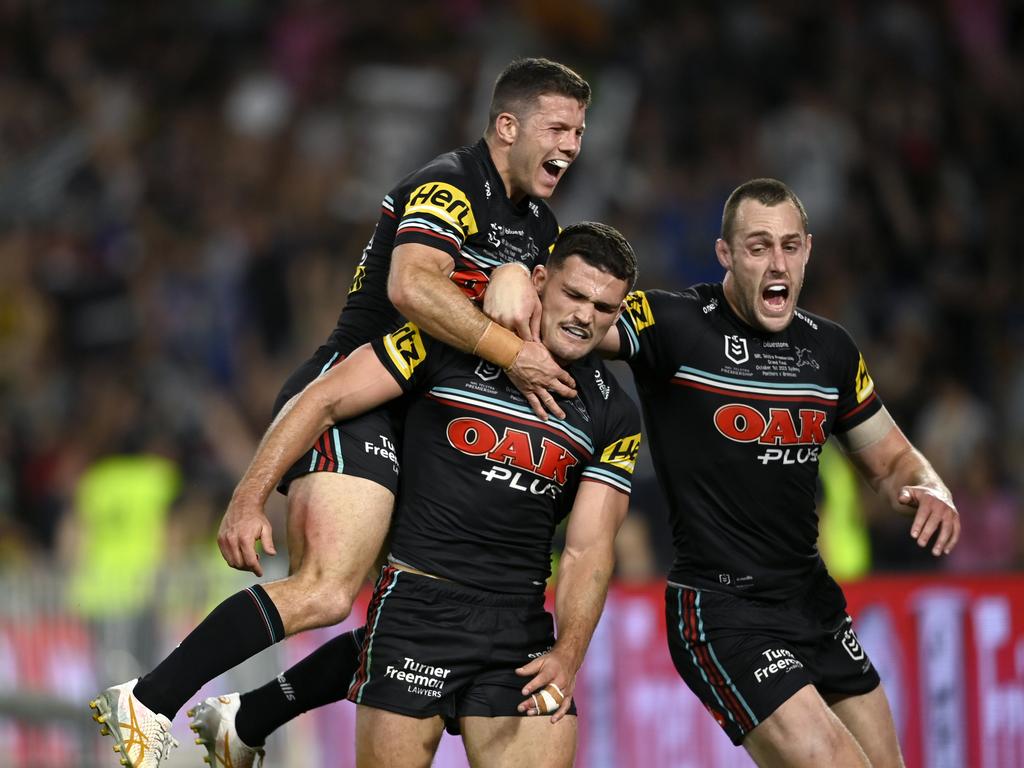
left=673, top=366, right=839, bottom=405
left=580, top=468, right=631, bottom=494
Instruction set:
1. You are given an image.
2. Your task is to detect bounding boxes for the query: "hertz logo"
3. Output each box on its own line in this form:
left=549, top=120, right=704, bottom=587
left=854, top=355, right=874, bottom=403
left=348, top=265, right=366, bottom=294
left=405, top=182, right=478, bottom=237
left=600, top=433, right=641, bottom=473
left=384, top=322, right=426, bottom=380
left=625, top=291, right=655, bottom=332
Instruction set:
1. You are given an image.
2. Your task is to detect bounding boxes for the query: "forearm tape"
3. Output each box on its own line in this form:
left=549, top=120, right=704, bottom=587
left=472, top=321, right=525, bottom=370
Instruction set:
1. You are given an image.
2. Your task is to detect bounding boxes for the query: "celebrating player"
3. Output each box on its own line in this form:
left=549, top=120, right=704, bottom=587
left=90, top=57, right=590, bottom=768
left=599, top=178, right=959, bottom=767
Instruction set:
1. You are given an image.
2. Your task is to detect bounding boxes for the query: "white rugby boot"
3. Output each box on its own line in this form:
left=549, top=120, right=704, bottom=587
left=188, top=693, right=265, bottom=767
left=89, top=678, right=178, bottom=767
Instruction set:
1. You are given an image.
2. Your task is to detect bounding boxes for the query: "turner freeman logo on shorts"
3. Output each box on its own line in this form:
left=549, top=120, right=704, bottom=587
left=384, top=322, right=426, bottom=380
left=405, top=181, right=478, bottom=236
left=714, top=404, right=827, bottom=465
left=365, top=434, right=399, bottom=474
left=385, top=656, right=452, bottom=699
left=725, top=334, right=748, bottom=365
left=446, top=417, right=578, bottom=497
left=754, top=648, right=804, bottom=684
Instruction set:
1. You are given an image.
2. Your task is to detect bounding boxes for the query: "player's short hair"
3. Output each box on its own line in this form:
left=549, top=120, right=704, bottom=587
left=549, top=221, right=638, bottom=290
left=486, top=58, right=591, bottom=133
left=720, top=178, right=809, bottom=243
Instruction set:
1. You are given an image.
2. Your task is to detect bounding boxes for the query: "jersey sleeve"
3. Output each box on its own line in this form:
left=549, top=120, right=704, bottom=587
left=394, top=168, right=480, bottom=263
left=831, top=325, right=884, bottom=433
left=614, top=289, right=685, bottom=376
left=370, top=321, right=450, bottom=393
left=581, top=386, right=642, bottom=495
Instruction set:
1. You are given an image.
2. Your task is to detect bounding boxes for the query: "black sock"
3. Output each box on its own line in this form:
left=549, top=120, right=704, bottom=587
left=134, top=585, right=285, bottom=720
left=235, top=626, right=366, bottom=747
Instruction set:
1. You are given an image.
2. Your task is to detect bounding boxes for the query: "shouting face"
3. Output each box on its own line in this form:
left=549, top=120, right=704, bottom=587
left=716, top=198, right=812, bottom=334
left=502, top=93, right=586, bottom=201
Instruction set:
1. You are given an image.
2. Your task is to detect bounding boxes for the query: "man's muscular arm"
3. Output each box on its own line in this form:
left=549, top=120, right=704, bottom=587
left=219, top=344, right=403, bottom=576
left=836, top=407, right=960, bottom=557
left=516, top=481, right=629, bottom=722
left=389, top=242, right=576, bottom=418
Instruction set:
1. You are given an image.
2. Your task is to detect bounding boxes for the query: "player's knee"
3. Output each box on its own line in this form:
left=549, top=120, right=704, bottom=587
left=314, top=589, right=354, bottom=625
left=793, top=720, right=859, bottom=766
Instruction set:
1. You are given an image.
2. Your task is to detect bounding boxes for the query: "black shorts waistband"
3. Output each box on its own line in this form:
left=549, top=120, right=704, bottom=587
left=382, top=565, right=543, bottom=609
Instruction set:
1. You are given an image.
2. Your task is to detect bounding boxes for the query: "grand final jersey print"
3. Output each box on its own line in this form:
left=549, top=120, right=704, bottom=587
left=328, top=139, right=560, bottom=353
left=616, top=283, right=883, bottom=599
left=370, top=322, right=641, bottom=595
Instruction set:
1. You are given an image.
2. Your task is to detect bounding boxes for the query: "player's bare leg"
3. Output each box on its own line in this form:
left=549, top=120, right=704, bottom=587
left=461, top=715, right=577, bottom=768
left=355, top=705, right=445, bottom=768
left=742, top=684, right=870, bottom=768
left=827, top=685, right=905, bottom=768
left=265, top=473, right=394, bottom=634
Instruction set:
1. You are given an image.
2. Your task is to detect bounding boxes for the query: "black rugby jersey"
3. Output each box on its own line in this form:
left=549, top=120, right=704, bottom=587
left=616, top=283, right=883, bottom=600
left=370, top=322, right=641, bottom=595
left=328, top=139, right=560, bottom=354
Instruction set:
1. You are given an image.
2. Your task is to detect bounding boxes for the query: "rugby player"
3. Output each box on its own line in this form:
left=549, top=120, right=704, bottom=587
left=90, top=58, right=591, bottom=768
left=599, top=178, right=959, bottom=768
left=212, top=222, right=637, bottom=767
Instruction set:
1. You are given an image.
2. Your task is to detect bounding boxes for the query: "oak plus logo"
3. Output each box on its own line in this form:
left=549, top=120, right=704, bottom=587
left=446, top=417, right=578, bottom=498
left=714, top=404, right=827, bottom=465
left=725, top=334, right=749, bottom=365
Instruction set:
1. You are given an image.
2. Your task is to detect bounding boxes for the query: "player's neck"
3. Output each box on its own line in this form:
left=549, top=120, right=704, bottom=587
left=484, top=136, right=526, bottom=204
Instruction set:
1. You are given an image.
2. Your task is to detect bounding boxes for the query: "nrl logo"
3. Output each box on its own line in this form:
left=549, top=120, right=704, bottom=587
left=840, top=627, right=865, bottom=662
left=475, top=360, right=502, bottom=382
left=725, top=334, right=749, bottom=365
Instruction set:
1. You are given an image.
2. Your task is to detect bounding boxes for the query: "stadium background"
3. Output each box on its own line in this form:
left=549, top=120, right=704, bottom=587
left=0, top=1, right=1021, bottom=766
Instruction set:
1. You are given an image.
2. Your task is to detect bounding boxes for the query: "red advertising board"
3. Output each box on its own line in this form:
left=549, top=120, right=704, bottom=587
left=1, top=574, right=1022, bottom=767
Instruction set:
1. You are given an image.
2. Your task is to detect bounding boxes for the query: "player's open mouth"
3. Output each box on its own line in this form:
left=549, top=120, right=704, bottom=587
left=762, top=284, right=789, bottom=312
left=542, top=159, right=569, bottom=180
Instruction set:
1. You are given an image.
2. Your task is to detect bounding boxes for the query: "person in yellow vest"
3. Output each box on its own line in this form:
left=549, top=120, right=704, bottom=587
left=817, top=441, right=871, bottom=582
left=65, top=448, right=181, bottom=681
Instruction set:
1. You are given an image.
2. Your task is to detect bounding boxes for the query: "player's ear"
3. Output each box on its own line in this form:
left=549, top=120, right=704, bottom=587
left=532, top=264, right=548, bottom=293
left=715, top=238, right=732, bottom=270
left=805, top=233, right=813, bottom=265
left=495, top=112, right=518, bottom=145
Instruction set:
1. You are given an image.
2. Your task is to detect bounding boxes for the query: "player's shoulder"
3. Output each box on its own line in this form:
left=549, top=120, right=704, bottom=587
left=625, top=283, right=713, bottom=326
left=790, top=307, right=857, bottom=348
left=571, top=354, right=637, bottom=418
left=392, top=142, right=485, bottom=194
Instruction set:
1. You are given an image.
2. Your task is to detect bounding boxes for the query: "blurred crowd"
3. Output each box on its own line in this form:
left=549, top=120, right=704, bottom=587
left=1, top=0, right=1022, bottom=589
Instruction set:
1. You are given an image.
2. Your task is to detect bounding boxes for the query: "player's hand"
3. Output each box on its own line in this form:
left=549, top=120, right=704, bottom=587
left=484, top=263, right=541, bottom=341
left=218, top=496, right=277, bottom=576
left=515, top=651, right=575, bottom=724
left=506, top=341, right=576, bottom=420
left=900, top=485, right=960, bottom=556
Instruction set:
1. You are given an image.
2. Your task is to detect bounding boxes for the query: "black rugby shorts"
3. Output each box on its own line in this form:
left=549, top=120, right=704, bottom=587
left=274, top=345, right=403, bottom=495
left=347, top=565, right=576, bottom=726
left=664, top=576, right=879, bottom=746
